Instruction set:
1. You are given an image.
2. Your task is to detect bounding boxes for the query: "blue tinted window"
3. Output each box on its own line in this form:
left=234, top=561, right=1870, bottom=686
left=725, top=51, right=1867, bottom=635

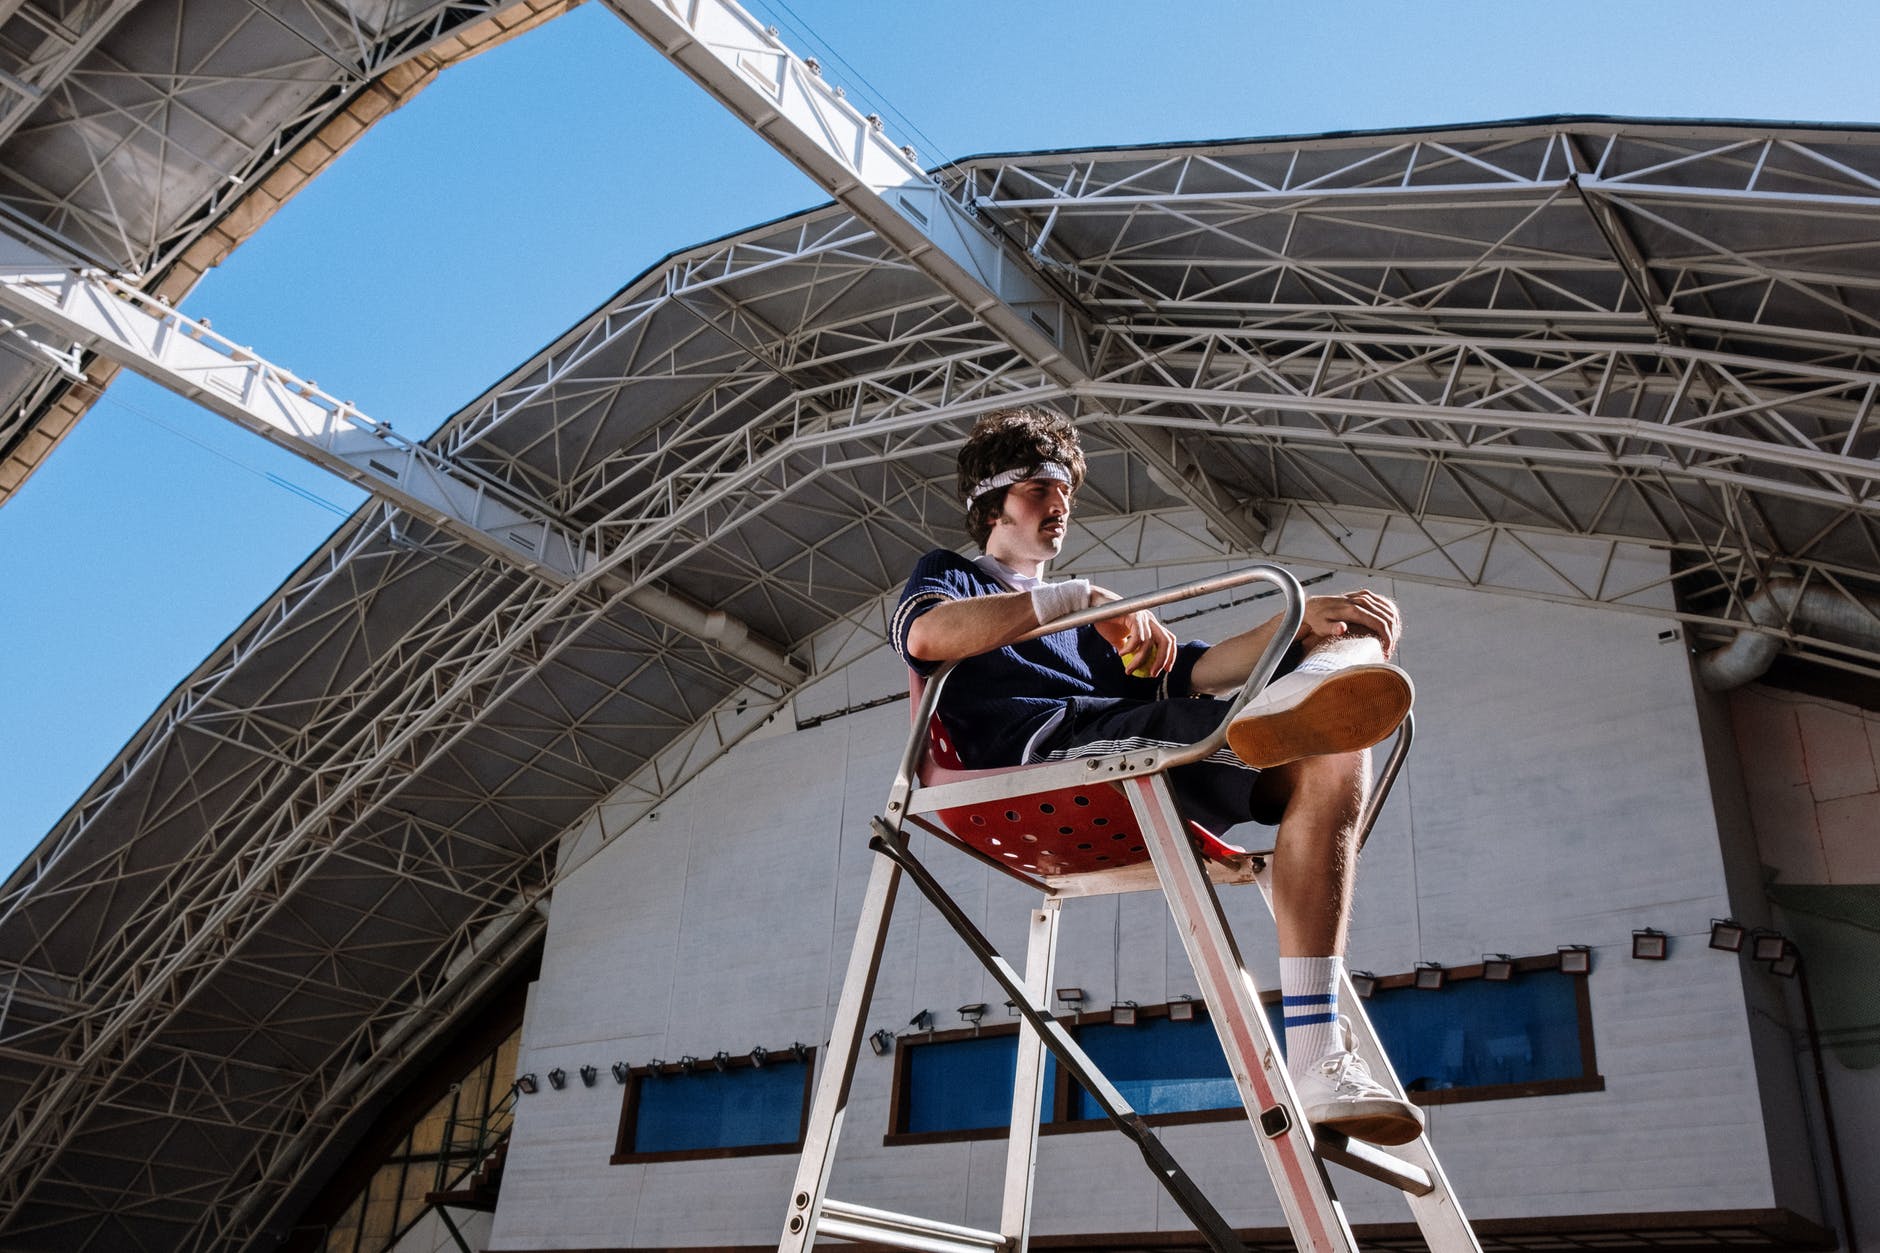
left=628, top=1060, right=808, bottom=1154
left=899, top=972, right=1591, bottom=1138
left=1364, top=971, right=1586, bottom=1093
left=1068, top=1016, right=1240, bottom=1120
left=903, top=1033, right=1056, bottom=1133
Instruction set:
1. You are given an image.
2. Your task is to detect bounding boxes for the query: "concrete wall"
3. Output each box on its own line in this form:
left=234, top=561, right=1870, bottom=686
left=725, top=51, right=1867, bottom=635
left=487, top=566, right=1798, bottom=1251
left=1723, top=683, right=1880, bottom=1248
left=1728, top=685, right=1880, bottom=886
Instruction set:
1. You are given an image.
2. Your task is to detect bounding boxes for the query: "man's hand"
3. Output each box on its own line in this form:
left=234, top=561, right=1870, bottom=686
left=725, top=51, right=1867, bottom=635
left=1299, top=589, right=1402, bottom=658
left=1090, top=585, right=1178, bottom=678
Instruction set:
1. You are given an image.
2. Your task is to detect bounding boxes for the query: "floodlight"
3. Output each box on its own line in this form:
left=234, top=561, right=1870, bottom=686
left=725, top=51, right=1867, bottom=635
left=868, top=1029, right=894, bottom=1056
left=1631, top=928, right=1668, bottom=961
left=1751, top=929, right=1787, bottom=963
left=790, top=1041, right=810, bottom=1062
left=749, top=1046, right=769, bottom=1068
left=1558, top=945, right=1592, bottom=975
left=1769, top=945, right=1801, bottom=978
left=611, top=1062, right=631, bottom=1084
left=1055, top=987, right=1085, bottom=1005
left=908, top=1009, right=934, bottom=1031
left=515, top=1073, right=539, bottom=1095
left=958, top=1002, right=987, bottom=1025
left=1111, top=1001, right=1139, bottom=1025
left=712, top=1051, right=732, bottom=1072
left=546, top=1067, right=567, bottom=1090
left=1349, top=970, right=1378, bottom=998
left=1481, top=955, right=1515, bottom=982
left=579, top=1064, right=598, bottom=1087
left=1414, top=962, right=1445, bottom=990
left=1709, top=918, right=1746, bottom=952
left=1168, top=995, right=1196, bottom=1021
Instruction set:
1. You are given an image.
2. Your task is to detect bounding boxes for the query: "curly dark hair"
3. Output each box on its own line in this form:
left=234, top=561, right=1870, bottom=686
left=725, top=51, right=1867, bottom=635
left=957, top=406, right=1087, bottom=549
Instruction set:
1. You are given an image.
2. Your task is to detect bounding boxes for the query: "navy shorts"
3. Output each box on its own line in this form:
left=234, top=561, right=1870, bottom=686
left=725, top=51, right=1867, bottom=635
left=1028, top=696, right=1273, bottom=833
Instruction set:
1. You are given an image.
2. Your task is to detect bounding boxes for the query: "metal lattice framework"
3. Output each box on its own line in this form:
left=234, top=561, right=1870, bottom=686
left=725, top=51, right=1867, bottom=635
left=0, top=0, right=575, bottom=498
left=3, top=3, right=1880, bottom=1248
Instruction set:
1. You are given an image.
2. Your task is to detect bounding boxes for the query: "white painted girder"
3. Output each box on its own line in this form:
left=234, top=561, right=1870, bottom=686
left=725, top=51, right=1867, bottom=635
left=0, top=230, right=806, bottom=687
left=602, top=0, right=1268, bottom=553
left=0, top=235, right=599, bottom=582
left=0, top=0, right=142, bottom=148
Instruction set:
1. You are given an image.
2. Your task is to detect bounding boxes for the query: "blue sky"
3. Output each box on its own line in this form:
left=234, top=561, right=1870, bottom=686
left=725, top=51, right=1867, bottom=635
left=3, top=0, right=1879, bottom=875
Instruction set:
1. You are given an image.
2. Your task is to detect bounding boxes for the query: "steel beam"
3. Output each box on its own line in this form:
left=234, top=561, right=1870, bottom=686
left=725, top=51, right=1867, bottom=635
left=0, top=0, right=142, bottom=147
left=602, top=0, right=1267, bottom=552
left=0, top=229, right=804, bottom=687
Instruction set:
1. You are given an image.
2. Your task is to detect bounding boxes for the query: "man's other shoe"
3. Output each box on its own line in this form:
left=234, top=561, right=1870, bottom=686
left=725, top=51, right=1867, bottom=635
left=1293, top=1017, right=1425, bottom=1147
left=1227, top=634, right=1413, bottom=769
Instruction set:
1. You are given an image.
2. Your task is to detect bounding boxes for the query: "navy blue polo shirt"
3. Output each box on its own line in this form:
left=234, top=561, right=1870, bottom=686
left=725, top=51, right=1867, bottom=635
left=890, top=549, right=1211, bottom=769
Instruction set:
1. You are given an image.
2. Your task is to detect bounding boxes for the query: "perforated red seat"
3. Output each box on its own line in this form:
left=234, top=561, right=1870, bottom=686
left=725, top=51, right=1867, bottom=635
left=916, top=704, right=1247, bottom=878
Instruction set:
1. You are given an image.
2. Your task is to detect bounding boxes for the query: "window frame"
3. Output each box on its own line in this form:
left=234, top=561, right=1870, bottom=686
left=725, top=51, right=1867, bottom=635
left=885, top=951, right=1603, bottom=1145
left=612, top=1046, right=818, bottom=1164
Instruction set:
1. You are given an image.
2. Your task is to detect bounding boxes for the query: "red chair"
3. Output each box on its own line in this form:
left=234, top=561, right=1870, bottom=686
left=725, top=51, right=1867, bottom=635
left=913, top=679, right=1251, bottom=880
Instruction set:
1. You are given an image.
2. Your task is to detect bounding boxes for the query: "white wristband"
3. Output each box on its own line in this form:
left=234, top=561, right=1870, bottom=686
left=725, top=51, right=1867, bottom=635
left=1030, top=578, right=1092, bottom=625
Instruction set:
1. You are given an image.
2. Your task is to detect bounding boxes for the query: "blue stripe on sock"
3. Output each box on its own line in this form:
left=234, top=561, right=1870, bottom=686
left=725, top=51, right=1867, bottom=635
left=1281, top=993, right=1334, bottom=1006
left=1283, top=1010, right=1337, bottom=1028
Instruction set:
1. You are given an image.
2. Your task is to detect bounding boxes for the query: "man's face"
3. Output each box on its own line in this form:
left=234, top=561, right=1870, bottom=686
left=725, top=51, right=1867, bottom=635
left=986, top=477, right=1073, bottom=566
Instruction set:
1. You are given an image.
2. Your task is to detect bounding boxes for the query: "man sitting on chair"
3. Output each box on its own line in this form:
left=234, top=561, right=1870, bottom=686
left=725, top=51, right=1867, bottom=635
left=892, top=405, right=1422, bottom=1147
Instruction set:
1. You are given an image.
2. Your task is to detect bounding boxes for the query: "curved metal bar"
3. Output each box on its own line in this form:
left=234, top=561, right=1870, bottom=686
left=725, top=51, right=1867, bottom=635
left=1355, top=712, right=1414, bottom=853
left=888, top=563, right=1306, bottom=814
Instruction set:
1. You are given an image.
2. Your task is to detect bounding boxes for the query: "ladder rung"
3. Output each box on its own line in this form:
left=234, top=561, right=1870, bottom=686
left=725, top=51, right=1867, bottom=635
left=818, top=1198, right=1010, bottom=1253
left=1315, top=1132, right=1435, bottom=1196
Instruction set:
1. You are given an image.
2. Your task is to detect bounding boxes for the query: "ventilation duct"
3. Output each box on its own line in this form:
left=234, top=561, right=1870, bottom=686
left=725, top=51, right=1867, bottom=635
left=1696, top=578, right=1880, bottom=691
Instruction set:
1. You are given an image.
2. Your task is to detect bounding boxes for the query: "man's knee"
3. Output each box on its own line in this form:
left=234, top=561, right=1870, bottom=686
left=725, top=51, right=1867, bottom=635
left=1258, top=750, right=1370, bottom=824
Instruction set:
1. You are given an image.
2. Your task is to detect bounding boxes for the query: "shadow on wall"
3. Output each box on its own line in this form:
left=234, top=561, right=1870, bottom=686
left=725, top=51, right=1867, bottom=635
left=1766, top=886, right=1880, bottom=1070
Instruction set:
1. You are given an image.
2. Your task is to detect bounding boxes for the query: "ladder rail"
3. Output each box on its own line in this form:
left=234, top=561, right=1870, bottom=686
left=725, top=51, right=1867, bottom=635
left=778, top=852, right=902, bottom=1253
left=998, top=899, right=1060, bottom=1253
left=868, top=822, right=1251, bottom=1253
left=1124, top=771, right=1362, bottom=1253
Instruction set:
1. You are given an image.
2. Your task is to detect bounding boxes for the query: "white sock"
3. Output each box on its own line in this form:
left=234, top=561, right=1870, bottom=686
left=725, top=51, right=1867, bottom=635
left=1292, top=633, right=1385, bottom=675
left=1280, top=955, right=1343, bottom=1077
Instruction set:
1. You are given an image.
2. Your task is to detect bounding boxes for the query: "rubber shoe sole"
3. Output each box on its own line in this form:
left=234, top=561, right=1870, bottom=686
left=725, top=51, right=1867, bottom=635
left=1306, top=1095, right=1425, bottom=1147
left=1226, top=664, right=1414, bottom=769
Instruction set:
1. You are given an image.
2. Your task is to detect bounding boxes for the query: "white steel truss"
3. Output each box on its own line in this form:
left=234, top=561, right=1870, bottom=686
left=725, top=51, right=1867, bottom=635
left=5, top=15, right=1880, bottom=1246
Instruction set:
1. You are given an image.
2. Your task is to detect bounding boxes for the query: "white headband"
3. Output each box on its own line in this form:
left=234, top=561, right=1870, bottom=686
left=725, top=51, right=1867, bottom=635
left=965, top=460, right=1072, bottom=505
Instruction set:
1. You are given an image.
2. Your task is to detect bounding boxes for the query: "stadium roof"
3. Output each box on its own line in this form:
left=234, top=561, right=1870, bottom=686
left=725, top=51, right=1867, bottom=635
left=4, top=4, right=1880, bottom=1250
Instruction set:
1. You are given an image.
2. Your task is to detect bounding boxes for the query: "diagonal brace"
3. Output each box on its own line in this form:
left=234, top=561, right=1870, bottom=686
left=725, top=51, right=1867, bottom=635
left=868, top=819, right=1249, bottom=1253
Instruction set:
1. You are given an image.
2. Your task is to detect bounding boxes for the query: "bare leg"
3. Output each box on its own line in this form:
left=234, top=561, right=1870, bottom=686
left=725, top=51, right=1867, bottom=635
left=1253, top=749, right=1371, bottom=956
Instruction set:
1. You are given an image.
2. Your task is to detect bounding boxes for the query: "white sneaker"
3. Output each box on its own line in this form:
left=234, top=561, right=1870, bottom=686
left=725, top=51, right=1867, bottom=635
left=1227, top=633, right=1413, bottom=769
left=1293, top=1017, right=1424, bottom=1146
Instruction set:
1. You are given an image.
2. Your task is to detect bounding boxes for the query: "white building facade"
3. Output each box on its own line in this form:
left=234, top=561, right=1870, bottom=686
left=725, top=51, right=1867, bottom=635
left=484, top=533, right=1869, bottom=1252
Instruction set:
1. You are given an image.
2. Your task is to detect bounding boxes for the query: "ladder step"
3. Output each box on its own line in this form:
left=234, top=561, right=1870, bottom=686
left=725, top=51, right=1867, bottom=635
left=1314, top=1131, right=1434, bottom=1196
left=818, top=1198, right=1010, bottom=1253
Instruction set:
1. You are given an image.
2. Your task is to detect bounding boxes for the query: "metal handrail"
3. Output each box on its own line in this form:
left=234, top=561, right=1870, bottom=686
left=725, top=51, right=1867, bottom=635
left=885, top=561, right=1414, bottom=855
left=889, top=563, right=1304, bottom=815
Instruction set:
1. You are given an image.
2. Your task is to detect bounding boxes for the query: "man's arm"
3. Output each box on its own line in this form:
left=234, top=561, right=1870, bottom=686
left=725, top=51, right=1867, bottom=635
left=904, top=584, right=1178, bottom=675
left=903, top=591, right=1045, bottom=663
left=1189, top=590, right=1402, bottom=695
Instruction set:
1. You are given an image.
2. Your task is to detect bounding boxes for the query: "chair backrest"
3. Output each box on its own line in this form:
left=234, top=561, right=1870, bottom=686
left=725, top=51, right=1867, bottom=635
left=909, top=673, right=1242, bottom=877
